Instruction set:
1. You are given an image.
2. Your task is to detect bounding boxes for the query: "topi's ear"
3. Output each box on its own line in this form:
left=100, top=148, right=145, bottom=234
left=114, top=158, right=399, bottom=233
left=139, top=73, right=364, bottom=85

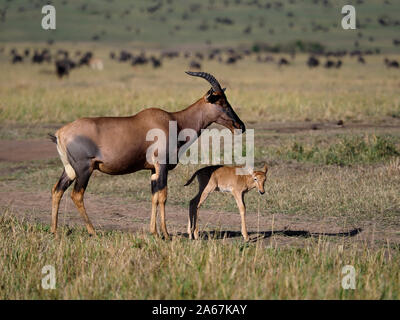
left=222, top=88, right=226, bottom=92
left=206, top=88, right=220, bottom=103
left=261, top=163, right=268, bottom=173
left=205, top=88, right=212, bottom=99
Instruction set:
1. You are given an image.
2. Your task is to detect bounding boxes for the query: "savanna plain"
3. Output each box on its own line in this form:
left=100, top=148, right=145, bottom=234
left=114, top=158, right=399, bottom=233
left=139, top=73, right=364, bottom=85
left=0, top=44, right=399, bottom=299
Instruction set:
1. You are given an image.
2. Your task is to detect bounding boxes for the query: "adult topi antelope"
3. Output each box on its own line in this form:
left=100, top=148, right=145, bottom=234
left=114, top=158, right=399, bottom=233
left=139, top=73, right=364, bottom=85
left=49, top=71, right=245, bottom=239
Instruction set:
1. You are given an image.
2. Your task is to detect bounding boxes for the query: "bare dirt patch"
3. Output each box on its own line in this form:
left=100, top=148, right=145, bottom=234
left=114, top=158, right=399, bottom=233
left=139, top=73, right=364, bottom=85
left=0, top=125, right=399, bottom=247
left=1, top=186, right=397, bottom=247
left=250, top=118, right=400, bottom=134
left=0, top=139, right=57, bottom=162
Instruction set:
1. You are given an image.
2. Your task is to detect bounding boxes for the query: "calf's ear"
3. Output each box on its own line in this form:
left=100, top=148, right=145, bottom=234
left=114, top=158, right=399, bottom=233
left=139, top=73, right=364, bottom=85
left=261, top=163, right=268, bottom=173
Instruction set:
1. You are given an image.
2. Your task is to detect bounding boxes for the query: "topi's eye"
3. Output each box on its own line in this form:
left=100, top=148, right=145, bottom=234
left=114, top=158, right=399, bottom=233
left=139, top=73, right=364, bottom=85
left=207, top=94, right=220, bottom=104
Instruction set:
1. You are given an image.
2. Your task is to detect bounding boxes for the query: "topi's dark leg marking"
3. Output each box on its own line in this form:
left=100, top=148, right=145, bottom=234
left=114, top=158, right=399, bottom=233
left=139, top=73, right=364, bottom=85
left=65, top=136, right=99, bottom=235
left=151, top=163, right=168, bottom=194
left=51, top=169, right=74, bottom=234
left=150, top=163, right=169, bottom=238
left=70, top=167, right=95, bottom=235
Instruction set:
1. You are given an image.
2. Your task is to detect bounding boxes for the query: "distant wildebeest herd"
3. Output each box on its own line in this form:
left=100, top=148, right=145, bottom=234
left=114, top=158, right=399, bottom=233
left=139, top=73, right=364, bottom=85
left=109, top=46, right=400, bottom=71
left=5, top=47, right=103, bottom=78
left=3, top=45, right=398, bottom=82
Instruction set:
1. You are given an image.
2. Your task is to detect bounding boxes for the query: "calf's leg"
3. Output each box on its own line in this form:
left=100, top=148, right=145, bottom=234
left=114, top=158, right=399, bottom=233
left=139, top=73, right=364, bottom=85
left=233, top=191, right=249, bottom=241
left=191, top=183, right=214, bottom=240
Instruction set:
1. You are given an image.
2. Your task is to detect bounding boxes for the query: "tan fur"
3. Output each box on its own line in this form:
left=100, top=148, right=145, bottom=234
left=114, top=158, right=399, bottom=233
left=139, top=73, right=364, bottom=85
left=55, top=132, right=76, bottom=180
left=51, top=186, right=63, bottom=234
left=71, top=187, right=95, bottom=235
left=185, top=164, right=268, bottom=241
left=151, top=155, right=160, bottom=181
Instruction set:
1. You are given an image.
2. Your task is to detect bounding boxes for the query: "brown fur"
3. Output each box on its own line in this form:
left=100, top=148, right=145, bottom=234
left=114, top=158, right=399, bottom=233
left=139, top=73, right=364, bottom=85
left=50, top=74, right=245, bottom=239
left=185, top=164, right=268, bottom=241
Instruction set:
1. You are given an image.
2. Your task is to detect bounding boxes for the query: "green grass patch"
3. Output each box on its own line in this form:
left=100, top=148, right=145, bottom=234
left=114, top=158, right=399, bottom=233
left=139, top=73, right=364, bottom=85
left=277, top=135, right=399, bottom=166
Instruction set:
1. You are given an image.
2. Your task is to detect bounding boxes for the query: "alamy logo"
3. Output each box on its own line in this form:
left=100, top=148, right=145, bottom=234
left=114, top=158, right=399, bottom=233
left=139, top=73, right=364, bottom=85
left=41, top=265, right=56, bottom=289
left=41, top=5, right=56, bottom=30
left=341, top=5, right=356, bottom=30
left=341, top=265, right=356, bottom=290
left=146, top=121, right=254, bottom=175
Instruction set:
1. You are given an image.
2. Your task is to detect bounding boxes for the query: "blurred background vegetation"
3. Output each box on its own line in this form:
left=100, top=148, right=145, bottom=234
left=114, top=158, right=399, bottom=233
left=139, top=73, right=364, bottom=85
left=0, top=0, right=400, bottom=53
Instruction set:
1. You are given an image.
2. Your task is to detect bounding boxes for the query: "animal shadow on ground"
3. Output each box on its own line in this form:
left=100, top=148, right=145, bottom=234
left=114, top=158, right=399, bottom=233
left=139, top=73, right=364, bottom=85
left=176, top=228, right=362, bottom=242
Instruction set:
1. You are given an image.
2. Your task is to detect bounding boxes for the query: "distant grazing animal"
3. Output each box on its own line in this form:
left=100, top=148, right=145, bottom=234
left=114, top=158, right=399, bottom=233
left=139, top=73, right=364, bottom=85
left=48, top=72, right=245, bottom=239
left=32, top=50, right=44, bottom=64
left=324, top=60, right=335, bottom=68
left=189, top=60, right=202, bottom=70
left=11, top=53, right=23, bottom=64
left=307, top=56, right=319, bottom=68
left=378, top=18, right=388, bottom=26
left=184, top=164, right=268, bottom=241
left=55, top=59, right=74, bottom=78
left=32, top=49, right=51, bottom=64
left=79, top=52, right=93, bottom=66
left=89, top=58, right=104, bottom=70
left=384, top=58, right=399, bottom=68
left=226, top=56, right=237, bottom=64
left=118, top=50, right=132, bottom=62
left=150, top=56, right=162, bottom=68
left=132, top=54, right=148, bottom=66
left=278, top=57, right=289, bottom=67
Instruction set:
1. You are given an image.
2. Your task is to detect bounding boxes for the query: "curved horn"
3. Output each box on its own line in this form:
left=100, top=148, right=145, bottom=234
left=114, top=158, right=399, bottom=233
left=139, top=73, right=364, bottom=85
left=185, top=71, right=222, bottom=93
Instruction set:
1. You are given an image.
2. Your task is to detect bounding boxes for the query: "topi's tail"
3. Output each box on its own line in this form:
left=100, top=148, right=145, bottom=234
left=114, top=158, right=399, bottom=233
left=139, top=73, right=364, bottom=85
left=48, top=132, right=76, bottom=180
left=184, top=171, right=199, bottom=186
left=48, top=133, right=57, bottom=144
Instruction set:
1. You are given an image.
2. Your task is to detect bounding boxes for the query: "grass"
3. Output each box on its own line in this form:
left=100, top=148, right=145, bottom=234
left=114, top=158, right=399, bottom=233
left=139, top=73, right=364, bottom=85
left=1, top=0, right=400, bottom=53
left=274, top=134, right=400, bottom=166
left=0, top=214, right=399, bottom=299
left=0, top=50, right=400, bottom=125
